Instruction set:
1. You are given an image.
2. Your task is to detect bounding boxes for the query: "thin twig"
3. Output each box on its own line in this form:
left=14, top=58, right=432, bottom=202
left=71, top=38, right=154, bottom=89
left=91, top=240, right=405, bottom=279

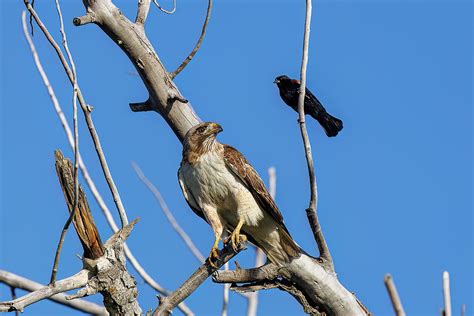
left=384, top=274, right=406, bottom=316
left=23, top=0, right=129, bottom=228
left=221, top=262, right=230, bottom=316
left=48, top=0, right=81, bottom=285
left=296, top=0, right=334, bottom=272
left=132, top=162, right=205, bottom=263
left=21, top=7, right=192, bottom=315
left=152, top=0, right=176, bottom=14
left=443, top=271, right=451, bottom=316
left=461, top=304, right=466, bottom=316
left=169, top=0, right=212, bottom=79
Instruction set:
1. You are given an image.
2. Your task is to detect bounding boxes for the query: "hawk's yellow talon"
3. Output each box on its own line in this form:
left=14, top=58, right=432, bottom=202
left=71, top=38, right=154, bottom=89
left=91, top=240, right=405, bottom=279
left=208, top=236, right=220, bottom=268
left=230, top=219, right=246, bottom=251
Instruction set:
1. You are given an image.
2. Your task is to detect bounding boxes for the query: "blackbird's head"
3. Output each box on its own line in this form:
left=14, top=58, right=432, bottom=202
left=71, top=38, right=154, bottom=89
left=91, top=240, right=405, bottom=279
left=183, top=122, right=223, bottom=154
left=274, top=75, right=299, bottom=89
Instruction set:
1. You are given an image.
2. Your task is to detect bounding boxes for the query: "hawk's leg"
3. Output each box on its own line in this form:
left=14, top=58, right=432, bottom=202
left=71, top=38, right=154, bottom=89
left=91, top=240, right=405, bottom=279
left=202, top=205, right=224, bottom=268
left=208, top=234, right=220, bottom=268
left=229, top=219, right=247, bottom=251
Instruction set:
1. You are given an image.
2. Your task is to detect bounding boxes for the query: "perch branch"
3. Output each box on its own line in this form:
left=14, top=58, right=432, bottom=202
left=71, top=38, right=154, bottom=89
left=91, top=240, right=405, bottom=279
left=384, top=274, right=406, bottom=316
left=23, top=0, right=130, bottom=228
left=169, top=0, right=212, bottom=79
left=296, top=0, right=333, bottom=272
left=153, top=241, right=246, bottom=316
left=132, top=162, right=205, bottom=263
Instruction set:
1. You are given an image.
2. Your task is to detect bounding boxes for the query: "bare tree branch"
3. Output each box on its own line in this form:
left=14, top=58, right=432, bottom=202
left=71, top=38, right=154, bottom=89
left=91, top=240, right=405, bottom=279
left=132, top=162, right=205, bottom=263
left=0, top=270, right=97, bottom=313
left=169, top=0, right=212, bottom=79
left=153, top=242, right=246, bottom=316
left=23, top=0, right=130, bottom=228
left=296, top=0, right=334, bottom=273
left=443, top=271, right=451, bottom=316
left=384, top=274, right=406, bottom=316
left=136, top=0, right=152, bottom=25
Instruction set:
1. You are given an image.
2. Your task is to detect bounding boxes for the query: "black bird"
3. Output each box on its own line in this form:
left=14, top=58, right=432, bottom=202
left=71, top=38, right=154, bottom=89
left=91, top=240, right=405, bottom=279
left=274, top=75, right=343, bottom=137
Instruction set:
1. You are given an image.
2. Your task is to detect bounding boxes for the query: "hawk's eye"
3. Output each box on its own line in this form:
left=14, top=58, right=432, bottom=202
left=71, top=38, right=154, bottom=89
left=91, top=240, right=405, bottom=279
left=196, top=126, right=207, bottom=134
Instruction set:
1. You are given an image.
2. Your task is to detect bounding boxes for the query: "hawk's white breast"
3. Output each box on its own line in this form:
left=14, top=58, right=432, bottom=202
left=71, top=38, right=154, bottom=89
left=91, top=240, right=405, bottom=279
left=180, top=150, right=264, bottom=227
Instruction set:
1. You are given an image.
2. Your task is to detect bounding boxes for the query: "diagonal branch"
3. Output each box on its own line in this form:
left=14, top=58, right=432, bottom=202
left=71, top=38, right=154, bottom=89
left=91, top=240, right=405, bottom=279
left=296, top=0, right=333, bottom=272
left=169, top=0, right=212, bottom=79
left=153, top=242, right=246, bottom=316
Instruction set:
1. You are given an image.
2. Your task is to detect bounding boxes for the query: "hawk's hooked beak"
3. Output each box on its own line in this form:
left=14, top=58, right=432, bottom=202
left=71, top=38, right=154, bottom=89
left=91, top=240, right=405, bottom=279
left=210, top=123, right=223, bottom=134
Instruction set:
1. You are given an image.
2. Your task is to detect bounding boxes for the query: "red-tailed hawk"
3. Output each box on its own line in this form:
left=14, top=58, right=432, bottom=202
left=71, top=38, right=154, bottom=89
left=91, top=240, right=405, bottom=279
left=178, top=122, right=300, bottom=266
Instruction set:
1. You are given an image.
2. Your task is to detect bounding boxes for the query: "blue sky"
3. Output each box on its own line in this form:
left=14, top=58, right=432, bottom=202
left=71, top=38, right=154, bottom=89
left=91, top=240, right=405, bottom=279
left=1, top=0, right=472, bottom=315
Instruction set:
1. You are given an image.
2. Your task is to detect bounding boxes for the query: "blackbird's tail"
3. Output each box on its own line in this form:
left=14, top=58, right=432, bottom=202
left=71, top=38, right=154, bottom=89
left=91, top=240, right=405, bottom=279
left=312, top=111, right=343, bottom=137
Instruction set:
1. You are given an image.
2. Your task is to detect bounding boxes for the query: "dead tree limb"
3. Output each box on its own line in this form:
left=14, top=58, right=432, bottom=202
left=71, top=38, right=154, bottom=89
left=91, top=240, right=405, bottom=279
left=54, top=151, right=141, bottom=315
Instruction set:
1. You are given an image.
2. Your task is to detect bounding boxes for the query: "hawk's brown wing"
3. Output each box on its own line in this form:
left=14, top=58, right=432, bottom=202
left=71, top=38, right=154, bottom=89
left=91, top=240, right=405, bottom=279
left=223, top=145, right=290, bottom=234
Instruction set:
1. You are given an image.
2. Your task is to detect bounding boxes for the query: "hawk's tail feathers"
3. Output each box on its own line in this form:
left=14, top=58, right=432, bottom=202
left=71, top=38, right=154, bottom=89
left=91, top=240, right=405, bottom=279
left=262, top=228, right=301, bottom=266
left=312, top=111, right=343, bottom=137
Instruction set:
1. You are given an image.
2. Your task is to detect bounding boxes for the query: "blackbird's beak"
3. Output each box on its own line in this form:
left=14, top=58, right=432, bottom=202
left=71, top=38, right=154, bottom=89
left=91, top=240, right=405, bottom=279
left=273, top=79, right=278, bottom=84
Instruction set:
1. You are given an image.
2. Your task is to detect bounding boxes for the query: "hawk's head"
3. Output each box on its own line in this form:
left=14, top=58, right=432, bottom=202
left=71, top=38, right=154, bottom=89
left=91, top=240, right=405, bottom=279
left=183, top=122, right=223, bottom=157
